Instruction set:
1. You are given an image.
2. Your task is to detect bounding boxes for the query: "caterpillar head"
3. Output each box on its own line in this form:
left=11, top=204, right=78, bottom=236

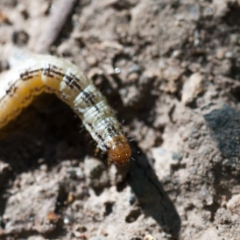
left=108, top=141, right=131, bottom=166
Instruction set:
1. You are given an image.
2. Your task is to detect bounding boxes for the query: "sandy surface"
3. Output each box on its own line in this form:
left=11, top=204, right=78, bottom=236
left=1, top=0, right=240, bottom=239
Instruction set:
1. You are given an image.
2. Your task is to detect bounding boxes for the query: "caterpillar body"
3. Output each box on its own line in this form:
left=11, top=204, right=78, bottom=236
left=0, top=55, right=131, bottom=166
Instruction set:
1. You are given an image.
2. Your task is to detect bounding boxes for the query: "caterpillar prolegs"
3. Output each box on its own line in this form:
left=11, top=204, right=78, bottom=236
left=0, top=55, right=131, bottom=166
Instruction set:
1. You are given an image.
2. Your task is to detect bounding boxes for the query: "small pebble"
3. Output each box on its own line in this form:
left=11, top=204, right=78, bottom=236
left=225, top=51, right=233, bottom=59
left=86, top=56, right=98, bottom=66
left=114, top=67, right=121, bottom=74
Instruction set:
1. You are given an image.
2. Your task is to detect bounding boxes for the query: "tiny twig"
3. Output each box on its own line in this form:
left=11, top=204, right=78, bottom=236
left=34, top=0, right=77, bottom=53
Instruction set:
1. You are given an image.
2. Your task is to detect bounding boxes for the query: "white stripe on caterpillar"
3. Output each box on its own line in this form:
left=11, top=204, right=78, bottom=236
left=0, top=55, right=131, bottom=166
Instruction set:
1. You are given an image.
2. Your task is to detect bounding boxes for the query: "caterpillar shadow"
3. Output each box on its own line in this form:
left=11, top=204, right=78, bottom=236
left=127, top=142, right=181, bottom=237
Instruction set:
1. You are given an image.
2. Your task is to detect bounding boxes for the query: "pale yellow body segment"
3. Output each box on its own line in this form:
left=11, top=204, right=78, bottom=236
left=0, top=55, right=131, bottom=165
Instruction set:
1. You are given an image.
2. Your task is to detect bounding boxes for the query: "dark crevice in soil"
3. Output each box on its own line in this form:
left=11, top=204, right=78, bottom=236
left=0, top=230, right=40, bottom=240
left=223, top=2, right=240, bottom=27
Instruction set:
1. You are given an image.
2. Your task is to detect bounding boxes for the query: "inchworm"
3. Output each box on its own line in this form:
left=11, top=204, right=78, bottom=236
left=0, top=55, right=131, bottom=166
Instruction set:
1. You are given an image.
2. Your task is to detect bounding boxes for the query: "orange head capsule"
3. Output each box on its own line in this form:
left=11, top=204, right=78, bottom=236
left=108, top=142, right=131, bottom=166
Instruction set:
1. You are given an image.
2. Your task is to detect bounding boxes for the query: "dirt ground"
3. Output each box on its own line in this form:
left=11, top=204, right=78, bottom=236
left=1, top=0, right=240, bottom=239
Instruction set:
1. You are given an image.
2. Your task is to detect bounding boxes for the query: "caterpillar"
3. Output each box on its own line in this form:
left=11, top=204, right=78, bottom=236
left=0, top=55, right=131, bottom=166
